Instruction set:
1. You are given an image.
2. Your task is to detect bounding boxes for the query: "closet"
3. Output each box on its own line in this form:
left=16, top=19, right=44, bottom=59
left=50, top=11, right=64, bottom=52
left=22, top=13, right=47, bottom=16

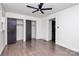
left=26, top=20, right=36, bottom=41
left=32, top=21, right=36, bottom=39
left=17, top=19, right=24, bottom=41
left=7, top=18, right=24, bottom=44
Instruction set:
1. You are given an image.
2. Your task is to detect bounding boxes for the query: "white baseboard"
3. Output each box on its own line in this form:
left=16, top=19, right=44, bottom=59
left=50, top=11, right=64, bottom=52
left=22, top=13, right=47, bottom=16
left=0, top=44, right=6, bottom=55
left=56, top=42, right=79, bottom=53
left=36, top=38, right=49, bottom=41
left=45, top=39, right=79, bottom=53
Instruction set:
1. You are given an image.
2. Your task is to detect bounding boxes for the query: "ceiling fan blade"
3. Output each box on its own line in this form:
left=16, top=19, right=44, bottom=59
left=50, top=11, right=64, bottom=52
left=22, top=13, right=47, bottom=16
left=40, top=10, right=44, bottom=14
left=39, top=3, right=43, bottom=9
left=41, top=8, right=52, bottom=10
left=32, top=9, right=39, bottom=13
left=27, top=5, right=38, bottom=9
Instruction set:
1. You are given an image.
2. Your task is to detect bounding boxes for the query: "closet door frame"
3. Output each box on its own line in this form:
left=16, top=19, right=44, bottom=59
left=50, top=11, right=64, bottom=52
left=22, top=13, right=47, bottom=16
left=6, top=17, right=24, bottom=44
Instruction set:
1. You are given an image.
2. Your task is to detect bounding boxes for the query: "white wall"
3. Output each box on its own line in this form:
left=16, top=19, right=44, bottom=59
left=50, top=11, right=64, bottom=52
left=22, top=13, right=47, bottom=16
left=49, top=20, right=52, bottom=41
left=36, top=18, right=43, bottom=39
left=0, top=4, right=6, bottom=55
left=42, top=4, right=79, bottom=53
left=40, top=17, right=49, bottom=41
left=0, top=4, right=1, bottom=8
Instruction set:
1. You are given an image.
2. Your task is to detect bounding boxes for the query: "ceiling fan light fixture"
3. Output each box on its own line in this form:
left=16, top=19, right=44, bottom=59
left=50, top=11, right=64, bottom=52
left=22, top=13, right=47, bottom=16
left=26, top=3, right=52, bottom=14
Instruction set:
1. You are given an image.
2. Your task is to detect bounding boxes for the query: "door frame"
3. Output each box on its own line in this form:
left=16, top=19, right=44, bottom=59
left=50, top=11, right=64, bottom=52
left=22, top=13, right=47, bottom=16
left=49, top=18, right=56, bottom=42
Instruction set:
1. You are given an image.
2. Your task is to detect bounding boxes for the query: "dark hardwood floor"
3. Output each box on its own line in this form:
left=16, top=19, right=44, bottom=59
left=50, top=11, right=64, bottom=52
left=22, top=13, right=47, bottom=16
left=1, top=39, right=79, bottom=56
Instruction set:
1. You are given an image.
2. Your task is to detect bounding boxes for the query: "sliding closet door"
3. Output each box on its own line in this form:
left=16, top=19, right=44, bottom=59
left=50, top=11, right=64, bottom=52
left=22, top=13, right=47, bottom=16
left=26, top=20, right=32, bottom=41
left=7, top=18, right=16, bottom=44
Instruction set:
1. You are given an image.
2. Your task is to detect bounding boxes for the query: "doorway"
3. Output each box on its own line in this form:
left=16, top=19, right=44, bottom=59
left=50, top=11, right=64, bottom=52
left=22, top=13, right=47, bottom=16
left=49, top=18, right=55, bottom=43
left=7, top=18, right=17, bottom=44
left=52, top=20, right=55, bottom=42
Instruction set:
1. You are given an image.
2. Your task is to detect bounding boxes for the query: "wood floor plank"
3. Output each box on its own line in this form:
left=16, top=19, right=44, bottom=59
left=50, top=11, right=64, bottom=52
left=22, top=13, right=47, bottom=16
left=1, top=39, right=79, bottom=56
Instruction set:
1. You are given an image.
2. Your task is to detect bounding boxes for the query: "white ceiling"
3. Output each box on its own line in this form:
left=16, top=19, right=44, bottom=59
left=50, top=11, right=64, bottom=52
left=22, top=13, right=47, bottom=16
left=2, top=3, right=78, bottom=17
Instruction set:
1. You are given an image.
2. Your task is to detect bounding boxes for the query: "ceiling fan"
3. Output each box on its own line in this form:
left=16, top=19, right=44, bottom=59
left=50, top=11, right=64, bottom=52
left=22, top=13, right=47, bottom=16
left=26, top=3, right=52, bottom=14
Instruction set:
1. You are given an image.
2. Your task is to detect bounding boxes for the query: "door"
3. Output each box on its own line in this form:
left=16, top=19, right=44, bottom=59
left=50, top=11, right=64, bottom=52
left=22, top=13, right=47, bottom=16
left=7, top=18, right=16, bottom=44
left=26, top=20, right=32, bottom=41
left=52, top=20, right=55, bottom=42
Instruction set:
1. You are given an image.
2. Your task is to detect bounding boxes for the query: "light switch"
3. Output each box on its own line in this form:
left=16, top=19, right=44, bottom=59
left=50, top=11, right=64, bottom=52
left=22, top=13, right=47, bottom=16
left=57, top=26, right=59, bottom=29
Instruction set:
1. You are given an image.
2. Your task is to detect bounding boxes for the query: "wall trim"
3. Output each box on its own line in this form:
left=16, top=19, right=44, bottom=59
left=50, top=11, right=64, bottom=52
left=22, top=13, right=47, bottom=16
left=0, top=44, right=6, bottom=55
left=56, top=42, right=79, bottom=53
